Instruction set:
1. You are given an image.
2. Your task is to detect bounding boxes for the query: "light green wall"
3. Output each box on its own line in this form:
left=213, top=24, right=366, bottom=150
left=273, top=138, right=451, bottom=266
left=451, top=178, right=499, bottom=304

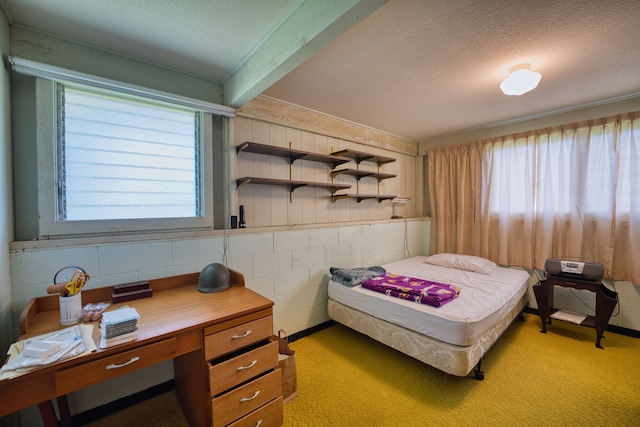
left=1, top=6, right=14, bottom=360
left=1, top=9, right=16, bottom=427
left=10, top=74, right=38, bottom=240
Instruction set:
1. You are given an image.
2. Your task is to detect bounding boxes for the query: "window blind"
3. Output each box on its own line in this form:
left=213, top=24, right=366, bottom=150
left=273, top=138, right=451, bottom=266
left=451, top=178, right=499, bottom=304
left=60, top=86, right=200, bottom=221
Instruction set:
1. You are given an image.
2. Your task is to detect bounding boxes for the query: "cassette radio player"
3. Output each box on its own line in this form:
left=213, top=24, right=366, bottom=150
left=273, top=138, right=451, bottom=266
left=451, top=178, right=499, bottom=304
left=544, top=258, right=604, bottom=282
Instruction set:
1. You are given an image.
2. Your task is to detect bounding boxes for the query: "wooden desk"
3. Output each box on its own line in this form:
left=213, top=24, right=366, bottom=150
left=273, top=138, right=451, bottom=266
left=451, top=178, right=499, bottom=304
left=0, top=270, right=283, bottom=427
left=533, top=274, right=618, bottom=348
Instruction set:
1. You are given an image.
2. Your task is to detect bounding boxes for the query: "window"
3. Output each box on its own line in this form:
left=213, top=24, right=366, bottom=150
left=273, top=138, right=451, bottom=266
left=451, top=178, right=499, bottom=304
left=34, top=80, right=214, bottom=237
left=59, top=86, right=200, bottom=221
left=485, top=120, right=637, bottom=219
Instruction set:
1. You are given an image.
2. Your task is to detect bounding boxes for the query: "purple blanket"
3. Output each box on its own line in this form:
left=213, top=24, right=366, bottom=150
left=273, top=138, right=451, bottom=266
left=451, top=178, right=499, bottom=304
left=362, top=273, right=460, bottom=307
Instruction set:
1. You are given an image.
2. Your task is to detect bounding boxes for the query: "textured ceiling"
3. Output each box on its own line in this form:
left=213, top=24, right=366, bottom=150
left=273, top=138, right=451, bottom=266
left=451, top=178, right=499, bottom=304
left=2, top=0, right=639, bottom=142
left=265, top=0, right=640, bottom=141
left=2, top=0, right=303, bottom=81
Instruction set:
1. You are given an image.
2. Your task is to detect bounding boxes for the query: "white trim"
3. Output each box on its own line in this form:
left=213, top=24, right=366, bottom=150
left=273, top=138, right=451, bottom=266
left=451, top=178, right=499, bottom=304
left=9, top=56, right=236, bottom=117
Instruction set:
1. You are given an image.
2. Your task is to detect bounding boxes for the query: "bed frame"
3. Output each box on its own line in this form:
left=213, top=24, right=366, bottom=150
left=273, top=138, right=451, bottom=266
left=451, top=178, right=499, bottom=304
left=328, top=292, right=528, bottom=380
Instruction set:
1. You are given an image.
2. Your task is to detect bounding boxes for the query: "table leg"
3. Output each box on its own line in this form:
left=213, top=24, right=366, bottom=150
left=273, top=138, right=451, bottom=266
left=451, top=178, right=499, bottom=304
left=533, top=282, right=553, bottom=333
left=594, top=284, right=618, bottom=349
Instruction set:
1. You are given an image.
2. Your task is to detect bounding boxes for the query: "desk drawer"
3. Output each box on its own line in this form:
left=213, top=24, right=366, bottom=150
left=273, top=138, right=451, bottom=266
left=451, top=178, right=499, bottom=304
left=205, top=316, right=273, bottom=360
left=209, top=339, right=278, bottom=396
left=55, top=338, right=177, bottom=395
left=211, top=368, right=281, bottom=427
left=227, top=396, right=283, bottom=427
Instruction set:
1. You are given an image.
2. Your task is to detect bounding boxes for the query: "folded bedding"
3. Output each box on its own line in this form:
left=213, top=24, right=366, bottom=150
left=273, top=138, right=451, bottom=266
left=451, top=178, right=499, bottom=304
left=362, top=273, right=460, bottom=307
left=330, top=266, right=386, bottom=287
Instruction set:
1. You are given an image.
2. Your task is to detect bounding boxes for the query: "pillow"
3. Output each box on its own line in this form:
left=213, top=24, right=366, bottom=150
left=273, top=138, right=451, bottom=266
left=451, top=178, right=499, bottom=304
left=425, top=253, right=497, bottom=275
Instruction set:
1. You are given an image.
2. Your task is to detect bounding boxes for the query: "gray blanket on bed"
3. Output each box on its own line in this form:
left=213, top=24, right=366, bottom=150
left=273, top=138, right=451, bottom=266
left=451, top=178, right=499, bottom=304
left=330, top=266, right=386, bottom=287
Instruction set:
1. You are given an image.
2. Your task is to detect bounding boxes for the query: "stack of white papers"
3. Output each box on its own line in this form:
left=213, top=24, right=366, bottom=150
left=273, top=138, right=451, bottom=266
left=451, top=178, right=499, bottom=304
left=1, top=324, right=95, bottom=379
left=550, top=309, right=588, bottom=324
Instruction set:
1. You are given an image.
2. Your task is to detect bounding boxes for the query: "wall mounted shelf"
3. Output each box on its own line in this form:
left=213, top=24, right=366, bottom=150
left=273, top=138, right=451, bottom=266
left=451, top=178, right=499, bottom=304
left=329, top=149, right=397, bottom=203
left=236, top=177, right=351, bottom=192
left=237, top=141, right=351, bottom=168
left=236, top=142, right=398, bottom=206
left=331, top=193, right=397, bottom=203
left=236, top=177, right=351, bottom=199
left=236, top=142, right=355, bottom=202
left=330, top=149, right=396, bottom=166
left=330, top=168, right=396, bottom=181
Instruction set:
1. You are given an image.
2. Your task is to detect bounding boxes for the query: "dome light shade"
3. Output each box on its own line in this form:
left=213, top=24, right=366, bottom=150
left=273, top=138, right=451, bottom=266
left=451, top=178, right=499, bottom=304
left=500, top=63, right=542, bottom=95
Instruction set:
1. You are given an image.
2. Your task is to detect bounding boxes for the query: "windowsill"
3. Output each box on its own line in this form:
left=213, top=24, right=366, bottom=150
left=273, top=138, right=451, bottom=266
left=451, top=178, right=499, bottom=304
left=9, top=217, right=431, bottom=251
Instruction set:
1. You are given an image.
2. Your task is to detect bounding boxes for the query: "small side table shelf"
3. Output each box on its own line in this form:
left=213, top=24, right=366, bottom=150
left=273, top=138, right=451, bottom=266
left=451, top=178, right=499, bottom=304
left=533, top=275, right=618, bottom=348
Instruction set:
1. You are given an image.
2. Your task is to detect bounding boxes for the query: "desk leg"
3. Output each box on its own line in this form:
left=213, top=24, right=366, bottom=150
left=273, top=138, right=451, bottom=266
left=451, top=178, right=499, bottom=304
left=36, top=396, right=71, bottom=427
left=58, top=395, right=72, bottom=427
left=36, top=401, right=58, bottom=427
left=533, top=283, right=553, bottom=333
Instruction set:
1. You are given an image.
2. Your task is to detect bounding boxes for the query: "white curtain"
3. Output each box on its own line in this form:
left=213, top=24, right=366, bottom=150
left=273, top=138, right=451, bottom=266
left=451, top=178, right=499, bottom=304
left=429, top=112, right=639, bottom=283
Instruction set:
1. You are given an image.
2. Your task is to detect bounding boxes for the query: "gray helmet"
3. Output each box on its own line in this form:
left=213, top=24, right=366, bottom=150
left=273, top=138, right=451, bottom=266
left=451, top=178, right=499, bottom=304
left=198, top=263, right=231, bottom=293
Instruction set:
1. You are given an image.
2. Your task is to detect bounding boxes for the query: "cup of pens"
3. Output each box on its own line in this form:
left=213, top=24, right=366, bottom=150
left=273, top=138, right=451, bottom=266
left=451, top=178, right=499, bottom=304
left=59, top=292, right=82, bottom=325
left=47, top=267, right=90, bottom=326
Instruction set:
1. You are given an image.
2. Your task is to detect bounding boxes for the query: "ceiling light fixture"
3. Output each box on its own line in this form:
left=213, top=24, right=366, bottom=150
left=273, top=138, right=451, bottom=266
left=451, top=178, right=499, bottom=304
left=499, top=63, right=542, bottom=96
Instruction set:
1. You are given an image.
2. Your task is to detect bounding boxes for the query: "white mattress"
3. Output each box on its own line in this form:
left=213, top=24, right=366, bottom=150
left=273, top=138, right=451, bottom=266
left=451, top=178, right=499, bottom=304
left=328, top=256, right=530, bottom=346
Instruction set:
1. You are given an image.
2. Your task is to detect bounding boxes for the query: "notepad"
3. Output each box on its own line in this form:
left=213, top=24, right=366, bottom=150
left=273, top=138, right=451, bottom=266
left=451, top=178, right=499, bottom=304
left=550, top=310, right=588, bottom=324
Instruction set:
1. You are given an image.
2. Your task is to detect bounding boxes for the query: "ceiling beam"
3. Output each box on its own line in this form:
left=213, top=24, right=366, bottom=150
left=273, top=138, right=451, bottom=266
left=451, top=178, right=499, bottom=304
left=223, top=0, right=389, bottom=108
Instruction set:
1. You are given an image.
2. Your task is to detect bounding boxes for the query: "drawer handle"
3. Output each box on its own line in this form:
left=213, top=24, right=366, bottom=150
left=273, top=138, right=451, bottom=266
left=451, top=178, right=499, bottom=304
left=106, top=356, right=140, bottom=370
left=237, top=360, right=258, bottom=371
left=256, top=420, right=263, bottom=427
left=240, top=390, right=260, bottom=402
left=232, top=330, right=252, bottom=339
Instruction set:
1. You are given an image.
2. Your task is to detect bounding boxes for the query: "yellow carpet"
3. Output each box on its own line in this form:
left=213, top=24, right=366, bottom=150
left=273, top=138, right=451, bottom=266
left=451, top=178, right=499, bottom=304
left=84, top=314, right=640, bottom=427
left=81, top=390, right=188, bottom=426
left=284, top=316, right=640, bottom=426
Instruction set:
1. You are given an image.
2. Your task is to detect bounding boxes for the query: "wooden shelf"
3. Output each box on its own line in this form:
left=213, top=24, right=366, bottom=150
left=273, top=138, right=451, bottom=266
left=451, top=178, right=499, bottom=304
left=236, top=142, right=399, bottom=206
left=237, top=141, right=350, bottom=168
left=237, top=177, right=351, bottom=194
left=331, top=193, right=396, bottom=203
left=330, top=168, right=396, bottom=181
left=331, top=149, right=396, bottom=166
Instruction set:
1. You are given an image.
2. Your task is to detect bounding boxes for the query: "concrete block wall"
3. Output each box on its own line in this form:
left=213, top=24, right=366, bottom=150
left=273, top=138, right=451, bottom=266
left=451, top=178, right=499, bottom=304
left=9, top=219, right=428, bottom=421
left=10, top=220, right=430, bottom=337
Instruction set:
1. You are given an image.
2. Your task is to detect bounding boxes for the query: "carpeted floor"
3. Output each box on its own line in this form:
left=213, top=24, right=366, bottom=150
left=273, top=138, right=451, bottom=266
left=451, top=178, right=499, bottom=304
left=83, top=314, right=640, bottom=426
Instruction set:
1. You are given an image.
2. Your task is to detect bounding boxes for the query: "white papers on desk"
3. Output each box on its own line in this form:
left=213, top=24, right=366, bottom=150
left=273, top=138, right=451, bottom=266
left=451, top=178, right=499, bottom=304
left=1, top=324, right=95, bottom=380
left=550, top=310, right=588, bottom=324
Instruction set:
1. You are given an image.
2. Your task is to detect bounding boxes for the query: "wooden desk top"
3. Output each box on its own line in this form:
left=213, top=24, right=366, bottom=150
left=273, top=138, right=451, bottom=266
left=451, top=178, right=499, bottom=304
left=0, top=269, right=274, bottom=418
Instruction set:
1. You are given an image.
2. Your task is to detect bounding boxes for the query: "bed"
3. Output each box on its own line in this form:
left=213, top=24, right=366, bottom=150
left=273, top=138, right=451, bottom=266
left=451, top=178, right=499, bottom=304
left=327, top=255, right=530, bottom=379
